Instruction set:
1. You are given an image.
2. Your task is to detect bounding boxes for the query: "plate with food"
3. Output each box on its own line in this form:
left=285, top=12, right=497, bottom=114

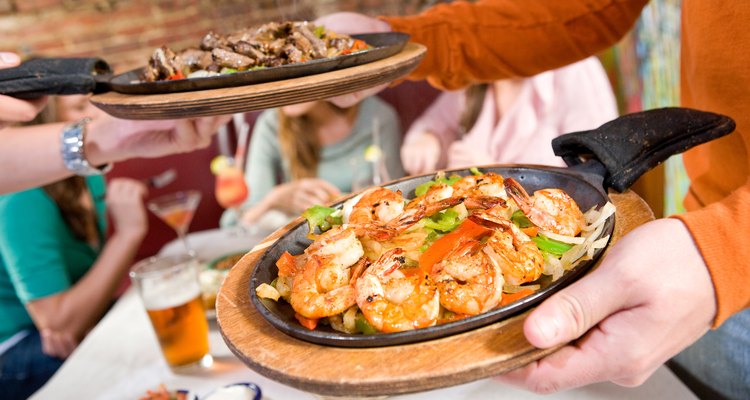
left=109, top=22, right=410, bottom=94
left=250, top=166, right=615, bottom=347
left=89, top=28, right=424, bottom=119
left=200, top=251, right=248, bottom=317
left=216, top=108, right=734, bottom=397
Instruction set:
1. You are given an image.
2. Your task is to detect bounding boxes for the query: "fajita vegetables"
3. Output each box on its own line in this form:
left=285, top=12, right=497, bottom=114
left=256, top=170, right=615, bottom=334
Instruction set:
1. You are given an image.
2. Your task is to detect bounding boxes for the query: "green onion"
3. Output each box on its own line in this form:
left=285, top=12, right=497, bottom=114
left=532, top=235, right=574, bottom=256
left=469, top=167, right=482, bottom=176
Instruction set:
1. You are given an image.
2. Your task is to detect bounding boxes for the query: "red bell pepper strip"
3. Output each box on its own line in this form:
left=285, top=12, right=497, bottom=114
left=419, top=219, right=492, bottom=274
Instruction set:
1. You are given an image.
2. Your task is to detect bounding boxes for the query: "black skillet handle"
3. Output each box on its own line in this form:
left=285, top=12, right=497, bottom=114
left=552, top=107, right=736, bottom=192
left=0, top=57, right=113, bottom=99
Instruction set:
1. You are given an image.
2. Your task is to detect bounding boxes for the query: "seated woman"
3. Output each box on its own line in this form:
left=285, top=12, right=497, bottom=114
left=0, top=95, right=149, bottom=399
left=401, top=56, right=618, bottom=174
left=223, top=96, right=405, bottom=228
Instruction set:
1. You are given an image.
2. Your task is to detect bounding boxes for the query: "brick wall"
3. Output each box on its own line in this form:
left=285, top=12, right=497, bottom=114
left=0, top=0, right=428, bottom=72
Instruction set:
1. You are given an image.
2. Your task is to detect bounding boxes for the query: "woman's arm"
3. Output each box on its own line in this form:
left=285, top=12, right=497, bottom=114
left=21, top=179, right=147, bottom=358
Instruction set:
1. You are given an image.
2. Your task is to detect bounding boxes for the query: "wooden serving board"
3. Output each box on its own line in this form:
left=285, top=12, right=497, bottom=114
left=216, top=190, right=654, bottom=397
left=90, top=43, right=426, bottom=120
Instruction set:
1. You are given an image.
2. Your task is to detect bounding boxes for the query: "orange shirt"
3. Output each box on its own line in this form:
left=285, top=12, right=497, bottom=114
left=384, top=0, right=750, bottom=326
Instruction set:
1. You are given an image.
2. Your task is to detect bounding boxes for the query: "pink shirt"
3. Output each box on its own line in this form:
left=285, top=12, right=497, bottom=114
left=404, top=56, right=618, bottom=168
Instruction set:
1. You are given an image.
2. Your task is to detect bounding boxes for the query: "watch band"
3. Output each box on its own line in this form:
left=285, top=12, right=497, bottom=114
left=60, top=118, right=112, bottom=176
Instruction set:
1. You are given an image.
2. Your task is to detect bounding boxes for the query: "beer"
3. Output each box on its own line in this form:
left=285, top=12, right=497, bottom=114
left=131, top=254, right=211, bottom=370
left=145, top=290, right=209, bottom=368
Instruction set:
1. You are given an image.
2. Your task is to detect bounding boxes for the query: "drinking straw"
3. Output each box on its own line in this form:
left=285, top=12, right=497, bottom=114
left=233, top=113, right=251, bottom=171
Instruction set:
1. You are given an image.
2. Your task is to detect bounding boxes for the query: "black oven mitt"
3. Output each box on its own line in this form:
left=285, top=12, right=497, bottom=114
left=0, top=57, right=112, bottom=99
left=551, top=107, right=736, bottom=192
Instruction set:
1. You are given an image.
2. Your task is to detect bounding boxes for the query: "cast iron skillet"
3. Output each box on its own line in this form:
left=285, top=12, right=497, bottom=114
left=0, top=32, right=409, bottom=98
left=249, top=107, right=735, bottom=348
left=109, top=32, right=409, bottom=94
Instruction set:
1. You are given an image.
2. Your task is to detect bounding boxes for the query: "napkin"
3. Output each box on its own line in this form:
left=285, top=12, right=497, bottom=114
left=552, top=107, right=736, bottom=192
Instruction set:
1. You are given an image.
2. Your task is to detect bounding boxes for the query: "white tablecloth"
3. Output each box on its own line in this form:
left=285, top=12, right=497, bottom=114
left=32, top=229, right=698, bottom=400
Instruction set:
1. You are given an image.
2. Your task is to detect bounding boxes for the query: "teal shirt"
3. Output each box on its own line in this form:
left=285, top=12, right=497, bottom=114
left=245, top=96, right=405, bottom=206
left=0, top=176, right=106, bottom=342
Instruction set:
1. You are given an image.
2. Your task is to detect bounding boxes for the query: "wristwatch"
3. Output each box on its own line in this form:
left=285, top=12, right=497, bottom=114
left=60, top=118, right=112, bottom=176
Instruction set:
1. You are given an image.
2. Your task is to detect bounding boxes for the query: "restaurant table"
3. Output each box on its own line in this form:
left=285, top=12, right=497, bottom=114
left=32, top=228, right=698, bottom=400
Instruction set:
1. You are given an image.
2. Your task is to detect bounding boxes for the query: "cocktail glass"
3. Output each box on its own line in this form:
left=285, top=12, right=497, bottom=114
left=147, top=190, right=202, bottom=257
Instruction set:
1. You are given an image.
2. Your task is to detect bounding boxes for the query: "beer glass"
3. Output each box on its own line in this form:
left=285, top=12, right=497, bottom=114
left=130, top=254, right=212, bottom=370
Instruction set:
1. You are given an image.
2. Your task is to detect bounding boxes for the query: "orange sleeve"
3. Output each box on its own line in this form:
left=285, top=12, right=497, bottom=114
left=382, top=0, right=648, bottom=90
left=673, top=182, right=750, bottom=326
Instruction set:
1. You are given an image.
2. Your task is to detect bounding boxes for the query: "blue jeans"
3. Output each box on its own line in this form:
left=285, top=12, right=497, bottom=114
left=0, top=330, right=63, bottom=400
left=670, top=308, right=750, bottom=400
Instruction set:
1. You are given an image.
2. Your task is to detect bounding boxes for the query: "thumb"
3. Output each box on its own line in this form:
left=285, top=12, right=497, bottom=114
left=0, top=52, right=20, bottom=69
left=523, top=266, right=627, bottom=348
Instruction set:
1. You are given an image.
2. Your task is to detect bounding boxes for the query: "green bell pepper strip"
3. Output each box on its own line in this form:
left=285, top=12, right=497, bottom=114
left=355, top=312, right=377, bottom=334
left=511, top=209, right=534, bottom=228
left=301, top=205, right=342, bottom=237
left=531, top=235, right=574, bottom=256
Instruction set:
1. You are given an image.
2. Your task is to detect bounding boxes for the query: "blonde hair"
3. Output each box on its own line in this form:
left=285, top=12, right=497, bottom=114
left=277, top=102, right=359, bottom=181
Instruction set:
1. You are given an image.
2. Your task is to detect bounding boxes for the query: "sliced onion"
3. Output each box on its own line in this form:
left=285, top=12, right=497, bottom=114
left=582, top=202, right=616, bottom=232
left=343, top=306, right=358, bottom=333
left=543, top=253, right=564, bottom=281
left=538, top=230, right=586, bottom=245
left=255, top=283, right=280, bottom=301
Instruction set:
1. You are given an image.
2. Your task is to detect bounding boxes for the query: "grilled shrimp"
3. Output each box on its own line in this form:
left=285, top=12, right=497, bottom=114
left=348, top=187, right=406, bottom=226
left=430, top=236, right=505, bottom=316
left=469, top=209, right=544, bottom=286
left=290, top=226, right=365, bottom=319
left=504, top=177, right=585, bottom=236
left=452, top=172, right=507, bottom=199
left=356, top=248, right=439, bottom=332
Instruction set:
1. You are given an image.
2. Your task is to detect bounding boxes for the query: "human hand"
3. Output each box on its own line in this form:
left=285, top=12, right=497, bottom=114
left=401, top=131, right=442, bottom=175
left=39, top=328, right=79, bottom=359
left=0, top=52, right=49, bottom=129
left=314, top=12, right=391, bottom=35
left=447, top=140, right=494, bottom=169
left=86, top=114, right=232, bottom=165
left=106, top=178, right=148, bottom=239
left=271, top=178, right=341, bottom=216
left=495, top=218, right=716, bottom=392
left=315, top=12, right=392, bottom=108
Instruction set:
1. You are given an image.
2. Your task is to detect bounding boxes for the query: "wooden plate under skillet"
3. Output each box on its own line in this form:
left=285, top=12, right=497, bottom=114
left=216, top=190, right=654, bottom=398
left=90, top=42, right=426, bottom=120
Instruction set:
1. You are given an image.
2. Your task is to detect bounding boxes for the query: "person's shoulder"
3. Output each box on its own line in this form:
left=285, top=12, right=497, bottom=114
left=363, top=96, right=397, bottom=116
left=0, top=187, right=49, bottom=210
left=254, top=109, right=280, bottom=131
left=0, top=187, right=55, bottom=226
